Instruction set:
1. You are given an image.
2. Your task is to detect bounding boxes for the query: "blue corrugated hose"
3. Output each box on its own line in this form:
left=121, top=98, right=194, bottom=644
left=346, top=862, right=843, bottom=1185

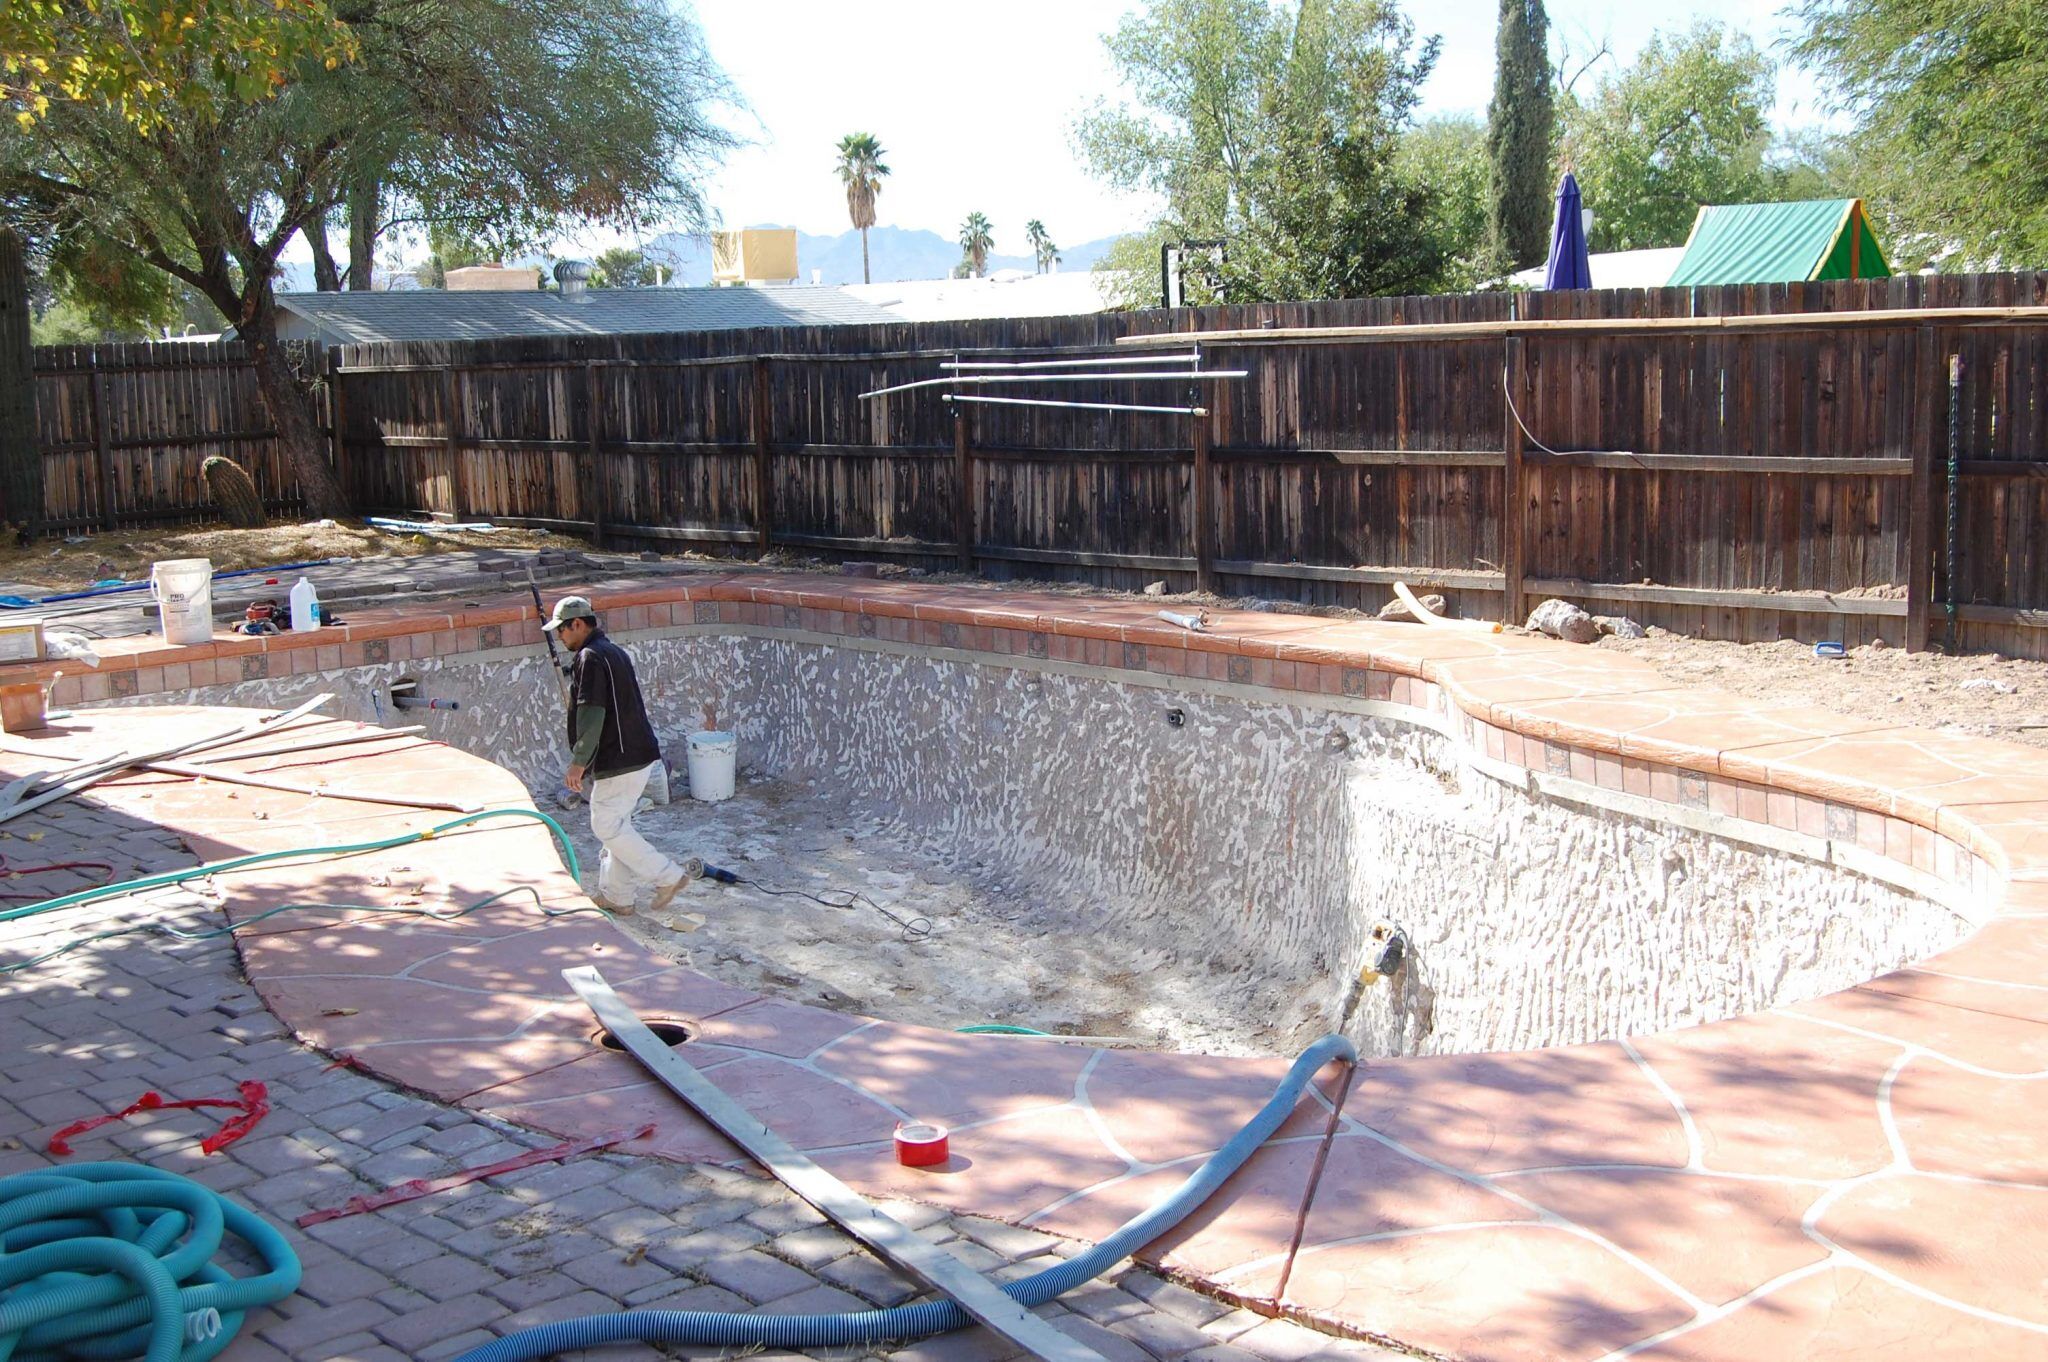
left=454, top=1033, right=1355, bottom=1360
left=0, top=1163, right=301, bottom=1361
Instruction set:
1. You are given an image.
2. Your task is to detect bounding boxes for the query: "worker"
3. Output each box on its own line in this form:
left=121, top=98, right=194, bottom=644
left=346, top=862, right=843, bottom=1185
left=543, top=595, right=690, bottom=915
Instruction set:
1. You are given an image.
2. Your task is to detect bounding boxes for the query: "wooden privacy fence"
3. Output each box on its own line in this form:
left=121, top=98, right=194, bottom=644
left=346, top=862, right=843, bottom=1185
left=28, top=341, right=307, bottom=530
left=328, top=272, right=2048, bottom=657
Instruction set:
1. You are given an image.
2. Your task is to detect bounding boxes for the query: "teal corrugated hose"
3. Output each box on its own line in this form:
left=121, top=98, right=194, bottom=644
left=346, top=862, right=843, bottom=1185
left=0, top=1164, right=300, bottom=1362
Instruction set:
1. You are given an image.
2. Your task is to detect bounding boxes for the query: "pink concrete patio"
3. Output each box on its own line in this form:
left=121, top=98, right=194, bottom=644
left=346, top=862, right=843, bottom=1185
left=3, top=574, right=2044, bottom=1361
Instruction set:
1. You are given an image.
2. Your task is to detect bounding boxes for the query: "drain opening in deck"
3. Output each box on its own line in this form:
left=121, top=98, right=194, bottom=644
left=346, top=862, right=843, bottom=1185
left=595, top=1020, right=695, bottom=1050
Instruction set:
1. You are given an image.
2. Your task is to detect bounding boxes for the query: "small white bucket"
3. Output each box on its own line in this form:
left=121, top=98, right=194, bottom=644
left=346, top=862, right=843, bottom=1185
left=686, top=730, right=736, bottom=803
left=150, top=558, right=214, bottom=646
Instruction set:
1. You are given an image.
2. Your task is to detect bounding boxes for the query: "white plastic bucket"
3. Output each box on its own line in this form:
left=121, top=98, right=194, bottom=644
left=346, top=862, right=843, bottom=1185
left=150, top=559, right=214, bottom=646
left=686, top=730, right=736, bottom=803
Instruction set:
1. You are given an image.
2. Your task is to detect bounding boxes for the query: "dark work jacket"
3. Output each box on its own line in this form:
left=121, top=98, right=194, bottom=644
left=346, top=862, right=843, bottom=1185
left=567, top=629, right=663, bottom=777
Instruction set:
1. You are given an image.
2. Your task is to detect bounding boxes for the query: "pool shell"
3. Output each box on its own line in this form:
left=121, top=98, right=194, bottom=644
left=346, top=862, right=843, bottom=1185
left=16, top=570, right=2048, bottom=1361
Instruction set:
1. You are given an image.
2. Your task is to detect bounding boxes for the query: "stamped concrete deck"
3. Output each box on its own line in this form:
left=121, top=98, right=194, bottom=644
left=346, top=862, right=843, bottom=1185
left=2, top=573, right=2044, bottom=1361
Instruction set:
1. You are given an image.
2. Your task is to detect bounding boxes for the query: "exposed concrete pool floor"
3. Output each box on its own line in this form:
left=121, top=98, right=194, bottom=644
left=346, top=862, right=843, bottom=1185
left=1, top=571, right=2045, bottom=1361
left=575, top=773, right=1319, bottom=1057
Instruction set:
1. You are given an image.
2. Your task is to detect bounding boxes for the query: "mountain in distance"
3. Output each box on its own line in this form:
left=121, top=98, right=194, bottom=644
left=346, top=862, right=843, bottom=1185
left=642, top=224, right=1123, bottom=286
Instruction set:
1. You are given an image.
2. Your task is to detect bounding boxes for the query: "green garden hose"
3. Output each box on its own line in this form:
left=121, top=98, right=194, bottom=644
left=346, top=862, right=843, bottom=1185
left=0, top=808, right=581, bottom=927
left=0, top=1164, right=300, bottom=1362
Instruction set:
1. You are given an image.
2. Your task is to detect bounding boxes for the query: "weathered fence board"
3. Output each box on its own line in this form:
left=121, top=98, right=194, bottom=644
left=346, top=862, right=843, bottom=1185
left=25, top=272, right=2048, bottom=657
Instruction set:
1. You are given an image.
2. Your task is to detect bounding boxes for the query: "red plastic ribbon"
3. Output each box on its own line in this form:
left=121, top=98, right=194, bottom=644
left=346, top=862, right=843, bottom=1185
left=47, top=1081, right=269, bottom=1156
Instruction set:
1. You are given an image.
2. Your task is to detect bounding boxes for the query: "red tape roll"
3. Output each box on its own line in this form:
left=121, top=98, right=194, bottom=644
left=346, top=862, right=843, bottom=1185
left=894, top=1121, right=949, bottom=1167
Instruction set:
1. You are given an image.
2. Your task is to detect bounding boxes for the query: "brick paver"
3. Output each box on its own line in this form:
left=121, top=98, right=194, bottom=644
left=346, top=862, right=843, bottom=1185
left=0, top=803, right=1398, bottom=1361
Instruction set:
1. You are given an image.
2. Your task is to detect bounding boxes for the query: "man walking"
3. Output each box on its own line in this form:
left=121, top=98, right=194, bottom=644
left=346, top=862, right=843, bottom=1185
left=543, top=595, right=692, bottom=915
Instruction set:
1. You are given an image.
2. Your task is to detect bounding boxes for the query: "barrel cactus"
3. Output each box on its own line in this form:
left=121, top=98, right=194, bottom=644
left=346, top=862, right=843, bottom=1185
left=202, top=456, right=267, bottom=528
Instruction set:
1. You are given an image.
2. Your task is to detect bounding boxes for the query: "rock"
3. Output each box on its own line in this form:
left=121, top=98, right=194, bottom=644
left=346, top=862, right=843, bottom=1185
left=1959, top=677, right=2018, bottom=696
left=1143, top=580, right=1169, bottom=596
left=1377, top=593, right=1446, bottom=623
left=1593, top=614, right=1647, bottom=640
left=1868, top=637, right=1889, bottom=649
left=1526, top=598, right=1601, bottom=644
left=841, top=562, right=880, bottom=579
left=639, top=550, right=661, bottom=561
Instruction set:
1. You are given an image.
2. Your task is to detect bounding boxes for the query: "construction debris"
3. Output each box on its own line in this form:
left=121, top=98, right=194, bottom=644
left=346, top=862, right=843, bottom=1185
left=1378, top=592, right=1446, bottom=623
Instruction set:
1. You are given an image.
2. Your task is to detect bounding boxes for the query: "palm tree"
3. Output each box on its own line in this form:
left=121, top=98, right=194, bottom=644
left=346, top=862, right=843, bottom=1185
left=835, top=133, right=890, bottom=284
left=1025, top=219, right=1060, bottom=274
left=959, top=211, right=994, bottom=278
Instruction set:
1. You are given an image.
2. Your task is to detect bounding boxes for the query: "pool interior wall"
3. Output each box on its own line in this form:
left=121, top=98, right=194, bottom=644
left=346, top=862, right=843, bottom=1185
left=110, top=630, right=1972, bottom=1058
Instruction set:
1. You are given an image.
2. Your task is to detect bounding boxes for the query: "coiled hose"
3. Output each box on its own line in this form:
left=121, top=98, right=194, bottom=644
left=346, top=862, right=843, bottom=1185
left=455, top=1033, right=1355, bottom=1361
left=0, top=1163, right=301, bottom=1362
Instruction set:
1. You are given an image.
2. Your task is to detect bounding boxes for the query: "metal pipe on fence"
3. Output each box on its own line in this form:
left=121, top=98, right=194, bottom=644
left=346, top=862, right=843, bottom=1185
left=947, top=394, right=1208, bottom=416
left=941, top=354, right=1200, bottom=371
left=851, top=366, right=1236, bottom=399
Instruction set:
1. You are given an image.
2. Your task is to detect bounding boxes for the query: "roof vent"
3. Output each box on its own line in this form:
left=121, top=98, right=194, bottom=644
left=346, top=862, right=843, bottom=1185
left=553, top=259, right=593, bottom=295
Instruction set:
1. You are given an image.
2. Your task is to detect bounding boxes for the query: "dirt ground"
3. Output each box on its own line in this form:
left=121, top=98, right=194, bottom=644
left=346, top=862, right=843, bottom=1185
left=1604, top=631, right=2048, bottom=750
left=0, top=520, right=588, bottom=592
left=563, top=772, right=1283, bottom=1057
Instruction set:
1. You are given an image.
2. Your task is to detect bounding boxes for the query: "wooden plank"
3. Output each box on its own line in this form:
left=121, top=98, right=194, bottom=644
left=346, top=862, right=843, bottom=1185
left=979, top=544, right=1196, bottom=573
left=326, top=346, right=346, bottom=502
left=954, top=402, right=974, bottom=572
left=1192, top=408, right=1215, bottom=593
left=442, top=365, right=471, bottom=521
left=1210, top=447, right=1508, bottom=468
left=90, top=369, right=116, bottom=530
left=770, top=531, right=953, bottom=557
left=1115, top=305, right=2048, bottom=348
left=751, top=357, right=773, bottom=554
left=583, top=361, right=607, bottom=549
left=1523, top=576, right=1906, bottom=616
left=562, top=966, right=1109, bottom=1362
left=1214, top=560, right=1505, bottom=591
left=1522, top=452, right=1913, bottom=476
left=1906, top=327, right=1940, bottom=651
left=1501, top=336, right=1527, bottom=625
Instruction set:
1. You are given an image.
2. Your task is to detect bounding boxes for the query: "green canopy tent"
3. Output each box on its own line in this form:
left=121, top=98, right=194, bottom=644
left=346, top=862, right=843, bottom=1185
left=1665, top=199, right=1891, bottom=287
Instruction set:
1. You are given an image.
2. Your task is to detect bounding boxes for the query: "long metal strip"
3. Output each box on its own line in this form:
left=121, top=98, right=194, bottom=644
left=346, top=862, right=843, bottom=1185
left=943, top=354, right=1199, bottom=371
left=859, top=371, right=1246, bottom=401
left=561, top=966, right=1105, bottom=1362
left=950, top=394, right=1207, bottom=417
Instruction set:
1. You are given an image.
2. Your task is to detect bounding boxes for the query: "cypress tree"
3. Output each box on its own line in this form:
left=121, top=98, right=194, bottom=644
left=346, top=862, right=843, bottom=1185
left=1485, top=0, right=1555, bottom=271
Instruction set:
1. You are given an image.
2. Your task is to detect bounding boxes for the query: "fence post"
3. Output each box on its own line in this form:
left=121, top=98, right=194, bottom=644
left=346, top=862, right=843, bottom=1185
left=1905, top=324, right=1939, bottom=653
left=1191, top=406, right=1215, bottom=594
left=91, top=367, right=117, bottom=532
left=1500, top=335, right=1528, bottom=626
left=0, top=229, right=40, bottom=537
left=751, top=356, right=773, bottom=555
left=442, top=365, right=472, bottom=522
left=953, top=401, right=974, bottom=573
left=583, top=361, right=607, bottom=549
left=326, top=347, right=346, bottom=503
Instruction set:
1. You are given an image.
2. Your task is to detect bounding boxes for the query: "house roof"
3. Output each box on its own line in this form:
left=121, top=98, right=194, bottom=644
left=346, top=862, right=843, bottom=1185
left=841, top=271, right=1116, bottom=322
left=271, top=284, right=896, bottom=343
left=1508, top=246, right=1687, bottom=291
left=1666, top=200, right=1891, bottom=287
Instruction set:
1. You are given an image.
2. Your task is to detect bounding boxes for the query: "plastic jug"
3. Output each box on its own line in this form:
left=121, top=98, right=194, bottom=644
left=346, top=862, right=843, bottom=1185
left=289, top=578, right=320, bottom=632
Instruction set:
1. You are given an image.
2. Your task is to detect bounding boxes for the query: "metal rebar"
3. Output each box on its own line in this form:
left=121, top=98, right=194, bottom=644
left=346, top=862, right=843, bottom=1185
left=941, top=354, right=1199, bottom=371
left=947, top=394, right=1208, bottom=416
left=859, top=371, right=1246, bottom=401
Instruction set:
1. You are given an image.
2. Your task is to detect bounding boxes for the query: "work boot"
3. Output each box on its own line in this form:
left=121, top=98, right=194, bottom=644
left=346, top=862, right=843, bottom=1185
left=647, top=858, right=703, bottom=915
left=592, top=892, right=635, bottom=917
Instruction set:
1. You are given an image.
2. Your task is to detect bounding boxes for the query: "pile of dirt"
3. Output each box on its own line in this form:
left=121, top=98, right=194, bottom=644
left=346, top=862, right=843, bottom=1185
left=1605, top=633, right=2048, bottom=750
left=0, top=520, right=589, bottom=592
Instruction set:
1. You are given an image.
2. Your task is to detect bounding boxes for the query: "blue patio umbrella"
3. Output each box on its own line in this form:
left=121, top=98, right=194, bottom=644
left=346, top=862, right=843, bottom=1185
left=1544, top=171, right=1592, bottom=290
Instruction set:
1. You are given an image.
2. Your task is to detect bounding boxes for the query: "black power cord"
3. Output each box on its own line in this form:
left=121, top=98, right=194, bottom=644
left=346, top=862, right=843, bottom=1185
left=701, top=863, right=934, bottom=943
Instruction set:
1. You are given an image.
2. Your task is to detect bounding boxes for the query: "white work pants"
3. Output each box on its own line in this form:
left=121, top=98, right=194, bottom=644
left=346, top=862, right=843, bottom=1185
left=588, top=761, right=680, bottom=904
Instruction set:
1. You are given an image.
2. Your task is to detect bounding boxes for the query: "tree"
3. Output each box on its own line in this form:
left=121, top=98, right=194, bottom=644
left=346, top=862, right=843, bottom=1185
left=1026, top=219, right=1060, bottom=273
left=835, top=132, right=889, bottom=285
left=1076, top=0, right=1448, bottom=303
left=1558, top=23, right=1778, bottom=252
left=3, top=0, right=736, bottom=517
left=959, top=212, right=994, bottom=278
left=1791, top=0, right=2048, bottom=268
left=1397, top=115, right=1492, bottom=289
left=1485, top=0, right=1554, bottom=270
left=591, top=247, right=656, bottom=289
left=1, top=0, right=355, bottom=133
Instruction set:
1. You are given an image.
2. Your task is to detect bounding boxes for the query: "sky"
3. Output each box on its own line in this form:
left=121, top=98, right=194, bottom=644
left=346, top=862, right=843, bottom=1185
left=453, top=0, right=1838, bottom=267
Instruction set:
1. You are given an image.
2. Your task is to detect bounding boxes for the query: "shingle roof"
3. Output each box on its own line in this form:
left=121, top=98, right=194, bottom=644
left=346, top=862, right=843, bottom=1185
left=273, top=285, right=896, bottom=343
